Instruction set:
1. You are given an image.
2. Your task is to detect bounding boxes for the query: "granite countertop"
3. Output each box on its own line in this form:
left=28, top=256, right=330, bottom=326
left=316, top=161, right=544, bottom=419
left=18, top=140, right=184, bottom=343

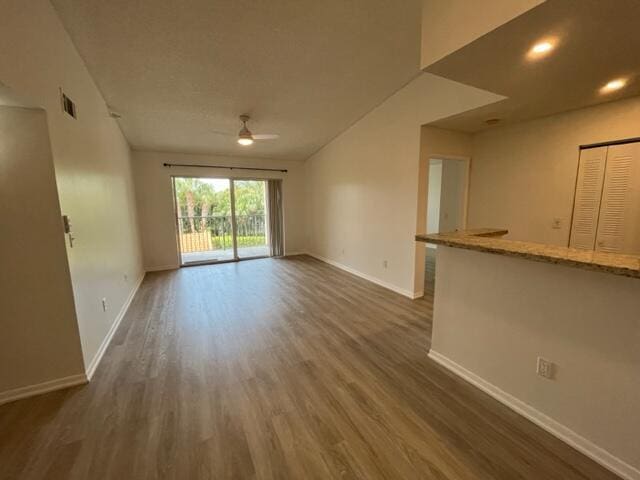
left=415, top=228, right=640, bottom=279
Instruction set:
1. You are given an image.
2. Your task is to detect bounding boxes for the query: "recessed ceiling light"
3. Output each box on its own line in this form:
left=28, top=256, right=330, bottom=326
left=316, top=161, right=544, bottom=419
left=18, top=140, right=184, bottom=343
left=485, top=118, right=501, bottom=126
left=600, top=78, right=627, bottom=93
left=532, top=42, right=553, bottom=54
left=527, top=39, right=557, bottom=60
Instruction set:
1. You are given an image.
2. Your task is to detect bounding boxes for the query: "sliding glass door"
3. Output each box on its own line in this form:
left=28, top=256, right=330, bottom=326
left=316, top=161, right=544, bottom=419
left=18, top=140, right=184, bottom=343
left=173, top=176, right=270, bottom=265
left=233, top=180, right=269, bottom=259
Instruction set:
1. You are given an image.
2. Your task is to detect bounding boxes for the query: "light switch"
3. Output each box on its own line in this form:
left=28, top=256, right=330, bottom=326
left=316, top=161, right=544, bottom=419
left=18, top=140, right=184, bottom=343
left=62, top=215, right=72, bottom=233
left=62, top=214, right=75, bottom=247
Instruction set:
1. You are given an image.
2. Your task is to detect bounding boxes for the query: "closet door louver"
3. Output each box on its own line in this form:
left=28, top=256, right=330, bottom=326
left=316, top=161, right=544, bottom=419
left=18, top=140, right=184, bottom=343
left=569, top=146, right=607, bottom=250
left=594, top=142, right=640, bottom=254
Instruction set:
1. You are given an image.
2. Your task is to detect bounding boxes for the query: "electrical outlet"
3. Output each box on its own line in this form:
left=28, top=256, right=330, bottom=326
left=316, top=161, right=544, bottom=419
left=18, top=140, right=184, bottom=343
left=101, top=298, right=108, bottom=312
left=551, top=218, right=562, bottom=229
left=382, top=260, right=388, bottom=269
left=537, top=357, right=555, bottom=379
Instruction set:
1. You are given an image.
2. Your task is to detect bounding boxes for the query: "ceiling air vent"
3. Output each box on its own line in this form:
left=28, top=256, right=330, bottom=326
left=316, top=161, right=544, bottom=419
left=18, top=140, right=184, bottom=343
left=60, top=89, right=77, bottom=119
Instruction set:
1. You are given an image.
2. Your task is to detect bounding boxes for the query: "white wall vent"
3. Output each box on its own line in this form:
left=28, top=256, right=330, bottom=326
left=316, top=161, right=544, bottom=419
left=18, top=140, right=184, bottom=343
left=60, top=89, right=77, bottom=119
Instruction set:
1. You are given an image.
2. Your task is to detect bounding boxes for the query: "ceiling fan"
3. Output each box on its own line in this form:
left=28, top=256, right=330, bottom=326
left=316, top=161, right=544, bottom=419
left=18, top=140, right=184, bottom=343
left=212, top=114, right=279, bottom=146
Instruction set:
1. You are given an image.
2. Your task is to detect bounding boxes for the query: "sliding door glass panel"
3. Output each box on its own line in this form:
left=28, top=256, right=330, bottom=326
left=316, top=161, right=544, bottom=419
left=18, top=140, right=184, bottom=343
left=174, top=177, right=235, bottom=264
left=233, top=180, right=270, bottom=258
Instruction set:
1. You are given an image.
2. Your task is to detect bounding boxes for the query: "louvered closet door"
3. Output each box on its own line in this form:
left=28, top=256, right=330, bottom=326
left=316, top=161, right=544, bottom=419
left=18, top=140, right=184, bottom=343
left=595, top=142, right=640, bottom=254
left=569, top=146, right=607, bottom=250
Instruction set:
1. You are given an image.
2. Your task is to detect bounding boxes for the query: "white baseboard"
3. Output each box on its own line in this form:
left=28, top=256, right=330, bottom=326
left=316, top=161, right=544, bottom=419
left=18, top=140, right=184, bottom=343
left=145, top=264, right=179, bottom=272
left=0, top=274, right=145, bottom=405
left=428, top=350, right=640, bottom=480
left=283, top=251, right=306, bottom=257
left=307, top=253, right=415, bottom=299
left=0, top=374, right=87, bottom=406
left=85, top=273, right=145, bottom=380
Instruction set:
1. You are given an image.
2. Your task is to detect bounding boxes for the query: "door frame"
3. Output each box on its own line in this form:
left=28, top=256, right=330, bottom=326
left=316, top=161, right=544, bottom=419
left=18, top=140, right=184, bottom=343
left=413, top=153, right=471, bottom=298
left=427, top=154, right=472, bottom=231
left=171, top=174, right=271, bottom=267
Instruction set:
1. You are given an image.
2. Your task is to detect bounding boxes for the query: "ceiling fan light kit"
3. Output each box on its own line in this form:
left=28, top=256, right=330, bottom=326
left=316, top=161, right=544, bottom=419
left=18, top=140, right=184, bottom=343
left=234, top=114, right=278, bottom=146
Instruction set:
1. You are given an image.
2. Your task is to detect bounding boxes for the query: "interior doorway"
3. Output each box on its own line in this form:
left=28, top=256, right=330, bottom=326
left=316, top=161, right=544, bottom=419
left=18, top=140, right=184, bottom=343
left=424, top=157, right=470, bottom=294
left=172, top=176, right=270, bottom=265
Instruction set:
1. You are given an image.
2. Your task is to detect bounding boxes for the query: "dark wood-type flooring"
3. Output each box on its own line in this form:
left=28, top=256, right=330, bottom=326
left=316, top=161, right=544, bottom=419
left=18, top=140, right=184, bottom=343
left=0, top=255, right=621, bottom=479
left=424, top=247, right=436, bottom=295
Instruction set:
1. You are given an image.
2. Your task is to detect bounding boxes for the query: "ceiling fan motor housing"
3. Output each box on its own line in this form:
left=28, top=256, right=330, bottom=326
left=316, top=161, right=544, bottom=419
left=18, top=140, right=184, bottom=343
left=239, top=115, right=253, bottom=139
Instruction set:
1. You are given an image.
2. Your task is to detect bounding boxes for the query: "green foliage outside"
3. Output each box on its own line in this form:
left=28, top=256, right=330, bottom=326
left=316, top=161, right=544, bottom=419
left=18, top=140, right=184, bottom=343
left=174, top=178, right=267, bottom=249
left=211, top=235, right=266, bottom=250
left=174, top=178, right=265, bottom=218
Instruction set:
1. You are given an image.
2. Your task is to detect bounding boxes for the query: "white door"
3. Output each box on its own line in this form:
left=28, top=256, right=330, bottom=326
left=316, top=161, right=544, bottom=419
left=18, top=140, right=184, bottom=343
left=594, top=142, right=640, bottom=254
left=438, top=159, right=468, bottom=232
left=569, top=146, right=607, bottom=250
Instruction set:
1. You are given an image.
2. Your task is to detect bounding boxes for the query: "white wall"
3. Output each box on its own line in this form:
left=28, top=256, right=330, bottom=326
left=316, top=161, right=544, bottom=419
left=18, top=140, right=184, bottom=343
left=132, top=150, right=307, bottom=271
left=431, top=246, right=640, bottom=479
left=0, top=106, right=85, bottom=394
left=0, top=0, right=144, bottom=373
left=421, top=0, right=544, bottom=68
left=305, top=73, right=502, bottom=297
left=426, top=160, right=442, bottom=234
left=469, top=96, right=640, bottom=246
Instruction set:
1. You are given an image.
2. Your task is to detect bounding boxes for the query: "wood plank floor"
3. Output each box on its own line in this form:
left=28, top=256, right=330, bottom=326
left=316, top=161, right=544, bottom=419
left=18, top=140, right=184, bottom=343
left=425, top=246, right=436, bottom=295
left=0, top=255, right=621, bottom=479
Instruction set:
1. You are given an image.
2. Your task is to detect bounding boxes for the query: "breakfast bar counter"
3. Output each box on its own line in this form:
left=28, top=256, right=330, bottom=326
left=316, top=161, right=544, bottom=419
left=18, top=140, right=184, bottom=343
left=414, top=228, right=640, bottom=475
left=416, top=229, right=640, bottom=279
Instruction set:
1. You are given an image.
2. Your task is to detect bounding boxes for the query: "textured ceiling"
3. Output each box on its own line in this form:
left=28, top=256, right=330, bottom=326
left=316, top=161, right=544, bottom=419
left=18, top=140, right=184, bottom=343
left=51, top=0, right=422, bottom=160
left=426, top=0, right=640, bottom=132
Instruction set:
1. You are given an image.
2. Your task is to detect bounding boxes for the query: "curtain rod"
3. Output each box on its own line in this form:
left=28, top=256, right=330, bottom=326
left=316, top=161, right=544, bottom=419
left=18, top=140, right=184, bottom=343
left=162, top=162, right=287, bottom=173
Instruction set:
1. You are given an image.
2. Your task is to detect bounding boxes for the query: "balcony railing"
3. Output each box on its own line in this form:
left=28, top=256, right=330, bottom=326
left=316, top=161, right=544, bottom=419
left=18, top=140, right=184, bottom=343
left=177, top=214, right=267, bottom=253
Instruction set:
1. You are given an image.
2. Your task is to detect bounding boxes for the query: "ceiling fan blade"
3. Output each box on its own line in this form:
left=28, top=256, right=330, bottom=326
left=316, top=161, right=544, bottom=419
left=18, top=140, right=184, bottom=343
left=253, top=134, right=280, bottom=140
left=210, top=130, right=236, bottom=137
